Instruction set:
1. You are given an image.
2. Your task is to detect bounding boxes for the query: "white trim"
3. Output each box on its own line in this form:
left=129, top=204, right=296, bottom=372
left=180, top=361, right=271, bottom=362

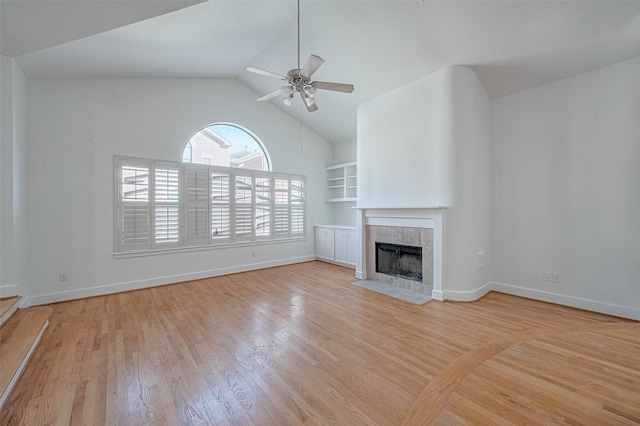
left=365, top=217, right=434, bottom=228
left=0, top=319, right=49, bottom=409
left=442, top=281, right=493, bottom=302
left=25, top=256, right=315, bottom=307
left=431, top=289, right=444, bottom=301
left=0, top=283, right=18, bottom=298
left=314, top=225, right=355, bottom=230
left=491, top=281, right=639, bottom=320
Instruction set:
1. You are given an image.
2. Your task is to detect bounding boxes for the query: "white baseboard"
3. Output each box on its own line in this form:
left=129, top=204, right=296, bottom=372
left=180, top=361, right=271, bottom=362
left=431, top=290, right=444, bottom=301
left=491, top=281, right=639, bottom=320
left=441, top=281, right=493, bottom=302
left=0, top=283, right=18, bottom=298
left=25, top=256, right=315, bottom=307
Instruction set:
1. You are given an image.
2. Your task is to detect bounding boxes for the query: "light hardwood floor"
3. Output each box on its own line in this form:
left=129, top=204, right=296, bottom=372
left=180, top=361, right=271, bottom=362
left=1, top=261, right=638, bottom=425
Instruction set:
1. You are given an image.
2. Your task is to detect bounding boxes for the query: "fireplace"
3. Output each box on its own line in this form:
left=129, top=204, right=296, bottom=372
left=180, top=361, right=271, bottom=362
left=357, top=207, right=444, bottom=299
left=365, top=224, right=433, bottom=295
left=376, top=242, right=423, bottom=282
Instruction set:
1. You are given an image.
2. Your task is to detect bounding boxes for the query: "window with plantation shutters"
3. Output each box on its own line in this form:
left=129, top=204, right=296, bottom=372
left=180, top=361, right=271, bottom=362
left=234, top=173, right=254, bottom=242
left=274, top=176, right=290, bottom=238
left=115, top=155, right=305, bottom=254
left=291, top=177, right=305, bottom=236
left=118, top=158, right=151, bottom=252
left=254, top=173, right=271, bottom=239
left=154, top=164, right=180, bottom=248
left=211, top=171, right=230, bottom=243
left=185, top=166, right=209, bottom=246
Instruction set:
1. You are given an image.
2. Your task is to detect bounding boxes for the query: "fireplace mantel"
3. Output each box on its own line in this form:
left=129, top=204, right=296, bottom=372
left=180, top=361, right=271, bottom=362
left=356, top=207, right=445, bottom=301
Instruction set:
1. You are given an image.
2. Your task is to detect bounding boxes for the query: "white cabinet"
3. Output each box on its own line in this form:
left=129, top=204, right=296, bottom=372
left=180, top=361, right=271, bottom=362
left=335, top=229, right=356, bottom=267
left=325, top=162, right=357, bottom=202
left=315, top=226, right=356, bottom=268
left=315, top=227, right=335, bottom=261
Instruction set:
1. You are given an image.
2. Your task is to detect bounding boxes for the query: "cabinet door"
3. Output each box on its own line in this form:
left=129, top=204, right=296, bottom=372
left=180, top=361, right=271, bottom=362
left=315, top=227, right=324, bottom=258
left=345, top=230, right=356, bottom=266
left=323, top=228, right=335, bottom=260
left=335, top=231, right=348, bottom=263
left=315, top=228, right=335, bottom=260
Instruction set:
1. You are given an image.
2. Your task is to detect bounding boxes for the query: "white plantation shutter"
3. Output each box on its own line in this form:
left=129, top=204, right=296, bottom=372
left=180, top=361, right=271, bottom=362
left=274, top=175, right=290, bottom=238
left=118, top=158, right=151, bottom=252
left=234, top=173, right=253, bottom=242
left=254, top=173, right=271, bottom=239
left=211, top=170, right=230, bottom=243
left=115, top=156, right=305, bottom=253
left=120, top=204, right=150, bottom=249
left=154, top=164, right=180, bottom=248
left=185, top=166, right=210, bottom=246
left=291, top=176, right=305, bottom=236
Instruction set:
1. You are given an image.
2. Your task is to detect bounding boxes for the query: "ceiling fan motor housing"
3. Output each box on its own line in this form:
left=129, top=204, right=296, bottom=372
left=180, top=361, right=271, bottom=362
left=287, top=68, right=311, bottom=92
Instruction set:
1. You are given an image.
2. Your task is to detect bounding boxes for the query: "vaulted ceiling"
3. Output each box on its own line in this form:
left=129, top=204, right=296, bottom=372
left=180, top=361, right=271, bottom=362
left=2, top=0, right=640, bottom=143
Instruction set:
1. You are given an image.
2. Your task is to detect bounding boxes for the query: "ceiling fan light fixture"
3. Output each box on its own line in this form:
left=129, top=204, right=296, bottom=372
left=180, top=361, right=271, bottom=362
left=303, top=86, right=316, bottom=97
left=303, top=93, right=316, bottom=107
left=283, top=94, right=294, bottom=106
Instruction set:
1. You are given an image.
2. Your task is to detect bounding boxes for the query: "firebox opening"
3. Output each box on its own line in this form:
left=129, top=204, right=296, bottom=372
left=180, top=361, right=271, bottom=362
left=375, top=242, right=423, bottom=283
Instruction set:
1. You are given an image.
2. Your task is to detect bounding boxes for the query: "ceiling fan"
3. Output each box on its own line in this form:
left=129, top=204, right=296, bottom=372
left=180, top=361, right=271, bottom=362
left=244, top=0, right=354, bottom=112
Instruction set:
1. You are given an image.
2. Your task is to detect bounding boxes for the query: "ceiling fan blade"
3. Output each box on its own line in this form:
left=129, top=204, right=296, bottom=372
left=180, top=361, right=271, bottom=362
left=300, top=54, right=325, bottom=78
left=311, top=81, right=354, bottom=93
left=245, top=66, right=286, bottom=80
left=305, top=102, right=318, bottom=112
left=257, top=88, right=286, bottom=101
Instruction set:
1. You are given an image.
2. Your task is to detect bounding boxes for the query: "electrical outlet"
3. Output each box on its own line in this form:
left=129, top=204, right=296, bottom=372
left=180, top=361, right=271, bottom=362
left=543, top=272, right=551, bottom=282
left=59, top=271, right=68, bottom=282
left=552, top=273, right=560, bottom=283
left=477, top=252, right=485, bottom=270
left=251, top=250, right=256, bottom=258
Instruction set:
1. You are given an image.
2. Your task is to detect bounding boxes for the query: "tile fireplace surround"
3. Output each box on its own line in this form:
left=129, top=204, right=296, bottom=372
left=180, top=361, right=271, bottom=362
left=356, top=208, right=444, bottom=301
left=367, top=226, right=433, bottom=295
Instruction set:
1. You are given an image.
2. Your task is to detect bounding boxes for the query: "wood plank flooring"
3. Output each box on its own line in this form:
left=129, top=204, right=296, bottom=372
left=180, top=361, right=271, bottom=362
left=0, top=261, right=637, bottom=425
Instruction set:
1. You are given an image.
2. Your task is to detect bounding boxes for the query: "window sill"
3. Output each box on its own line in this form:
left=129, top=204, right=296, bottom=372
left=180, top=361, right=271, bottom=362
left=113, top=236, right=306, bottom=259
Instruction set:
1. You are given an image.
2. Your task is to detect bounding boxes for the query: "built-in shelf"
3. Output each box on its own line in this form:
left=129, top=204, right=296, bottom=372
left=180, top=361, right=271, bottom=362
left=325, top=162, right=357, bottom=202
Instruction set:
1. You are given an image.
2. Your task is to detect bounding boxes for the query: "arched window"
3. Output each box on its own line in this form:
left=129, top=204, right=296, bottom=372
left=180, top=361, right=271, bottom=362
left=182, top=141, right=193, bottom=163
left=115, top=123, right=304, bottom=254
left=183, top=123, right=271, bottom=171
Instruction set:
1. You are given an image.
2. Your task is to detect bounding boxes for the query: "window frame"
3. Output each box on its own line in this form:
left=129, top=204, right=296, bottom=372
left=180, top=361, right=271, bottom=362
left=114, top=155, right=306, bottom=256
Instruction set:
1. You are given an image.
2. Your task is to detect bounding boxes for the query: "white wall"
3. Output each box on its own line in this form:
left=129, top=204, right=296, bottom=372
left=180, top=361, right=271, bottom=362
left=357, top=67, right=455, bottom=209
left=333, top=139, right=356, bottom=165
left=492, top=55, right=640, bottom=319
left=357, top=66, right=492, bottom=298
left=0, top=56, right=28, bottom=298
left=26, top=77, right=333, bottom=305
left=445, top=66, right=492, bottom=298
